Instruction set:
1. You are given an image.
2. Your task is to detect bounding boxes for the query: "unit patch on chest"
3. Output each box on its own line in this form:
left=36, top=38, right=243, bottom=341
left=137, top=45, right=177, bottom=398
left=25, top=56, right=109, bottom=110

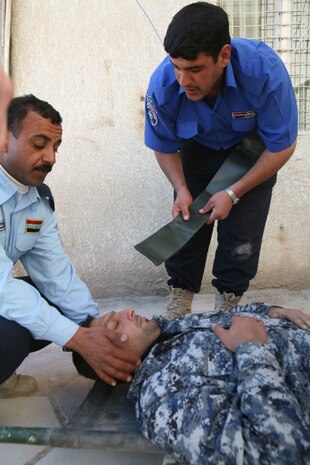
left=25, top=219, right=44, bottom=234
left=232, top=110, right=256, bottom=119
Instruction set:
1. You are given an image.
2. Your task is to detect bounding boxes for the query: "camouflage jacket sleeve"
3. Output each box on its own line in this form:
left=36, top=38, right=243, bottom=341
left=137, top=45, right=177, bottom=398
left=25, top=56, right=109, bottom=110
left=236, top=342, right=310, bottom=464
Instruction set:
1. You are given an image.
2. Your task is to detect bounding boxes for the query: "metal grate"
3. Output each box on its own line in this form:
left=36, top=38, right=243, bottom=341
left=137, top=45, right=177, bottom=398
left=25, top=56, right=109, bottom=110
left=218, top=0, right=310, bottom=131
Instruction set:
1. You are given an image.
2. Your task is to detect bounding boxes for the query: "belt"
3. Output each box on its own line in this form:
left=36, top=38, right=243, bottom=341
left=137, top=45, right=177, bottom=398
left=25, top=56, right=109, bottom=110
left=135, top=131, right=265, bottom=266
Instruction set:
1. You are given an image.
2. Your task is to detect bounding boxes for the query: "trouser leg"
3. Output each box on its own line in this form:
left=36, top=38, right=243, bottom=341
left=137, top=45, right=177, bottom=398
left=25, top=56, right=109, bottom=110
left=0, top=275, right=55, bottom=383
left=165, top=139, right=234, bottom=293
left=212, top=174, right=277, bottom=296
left=0, top=317, right=49, bottom=383
left=166, top=224, right=214, bottom=293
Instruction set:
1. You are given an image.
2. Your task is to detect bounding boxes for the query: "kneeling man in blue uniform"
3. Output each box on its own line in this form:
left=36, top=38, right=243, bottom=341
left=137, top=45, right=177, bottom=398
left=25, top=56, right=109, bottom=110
left=0, top=94, right=140, bottom=398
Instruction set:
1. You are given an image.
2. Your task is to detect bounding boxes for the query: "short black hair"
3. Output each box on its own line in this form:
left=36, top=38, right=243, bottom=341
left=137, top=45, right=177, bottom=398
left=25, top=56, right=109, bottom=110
left=7, top=94, right=62, bottom=137
left=164, top=2, right=231, bottom=61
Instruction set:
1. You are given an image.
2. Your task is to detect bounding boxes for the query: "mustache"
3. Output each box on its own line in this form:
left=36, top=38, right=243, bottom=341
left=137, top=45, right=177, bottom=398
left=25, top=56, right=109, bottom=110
left=34, top=164, right=53, bottom=173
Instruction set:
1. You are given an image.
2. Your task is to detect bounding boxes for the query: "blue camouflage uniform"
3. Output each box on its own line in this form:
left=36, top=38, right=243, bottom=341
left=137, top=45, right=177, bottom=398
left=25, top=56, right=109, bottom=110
left=0, top=170, right=99, bottom=347
left=144, top=38, right=298, bottom=297
left=128, top=303, right=310, bottom=465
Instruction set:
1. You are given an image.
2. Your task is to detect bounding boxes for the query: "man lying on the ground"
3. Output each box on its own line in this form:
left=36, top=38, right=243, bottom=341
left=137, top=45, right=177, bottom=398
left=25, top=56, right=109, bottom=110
left=73, top=303, right=310, bottom=465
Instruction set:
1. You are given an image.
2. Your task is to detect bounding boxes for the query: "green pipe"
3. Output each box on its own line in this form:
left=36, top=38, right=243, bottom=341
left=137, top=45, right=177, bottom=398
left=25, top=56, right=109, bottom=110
left=0, top=426, right=162, bottom=453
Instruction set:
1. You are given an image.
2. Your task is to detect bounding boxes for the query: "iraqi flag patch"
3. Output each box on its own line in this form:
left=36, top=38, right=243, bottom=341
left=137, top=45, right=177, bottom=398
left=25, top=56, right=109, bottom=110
left=25, top=219, right=44, bottom=234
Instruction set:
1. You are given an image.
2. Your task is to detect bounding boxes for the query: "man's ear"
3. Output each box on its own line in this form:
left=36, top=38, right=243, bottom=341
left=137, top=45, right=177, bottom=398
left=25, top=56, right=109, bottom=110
left=218, top=44, right=231, bottom=69
left=0, top=130, right=10, bottom=154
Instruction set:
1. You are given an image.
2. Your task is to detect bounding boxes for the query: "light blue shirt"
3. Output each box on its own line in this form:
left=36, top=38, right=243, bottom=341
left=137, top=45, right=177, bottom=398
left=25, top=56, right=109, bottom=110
left=0, top=171, right=99, bottom=346
left=145, top=38, right=298, bottom=154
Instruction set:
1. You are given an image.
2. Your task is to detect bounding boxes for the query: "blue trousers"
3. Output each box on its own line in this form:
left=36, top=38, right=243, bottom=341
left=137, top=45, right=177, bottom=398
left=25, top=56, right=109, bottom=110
left=0, top=276, right=51, bottom=383
left=165, top=139, right=276, bottom=295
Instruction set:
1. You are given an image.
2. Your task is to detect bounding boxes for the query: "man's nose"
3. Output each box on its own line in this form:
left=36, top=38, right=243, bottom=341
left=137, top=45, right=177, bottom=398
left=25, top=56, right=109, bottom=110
left=177, top=70, right=191, bottom=87
left=41, top=146, right=56, bottom=164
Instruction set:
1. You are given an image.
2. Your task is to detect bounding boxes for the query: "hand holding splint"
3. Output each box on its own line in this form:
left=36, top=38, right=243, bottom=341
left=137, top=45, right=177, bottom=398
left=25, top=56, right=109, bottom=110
left=199, top=190, right=234, bottom=225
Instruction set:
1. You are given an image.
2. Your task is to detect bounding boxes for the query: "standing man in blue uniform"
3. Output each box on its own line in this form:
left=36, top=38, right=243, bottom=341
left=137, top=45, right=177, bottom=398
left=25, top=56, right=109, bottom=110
left=144, top=2, right=298, bottom=317
left=0, top=94, right=140, bottom=398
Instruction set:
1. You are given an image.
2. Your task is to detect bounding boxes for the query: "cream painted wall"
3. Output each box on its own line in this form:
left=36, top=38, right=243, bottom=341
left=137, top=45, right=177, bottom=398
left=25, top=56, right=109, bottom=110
left=10, top=1, right=310, bottom=297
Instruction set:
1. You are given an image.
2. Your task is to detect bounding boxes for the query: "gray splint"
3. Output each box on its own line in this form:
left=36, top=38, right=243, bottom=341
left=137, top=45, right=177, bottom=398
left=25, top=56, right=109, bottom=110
left=134, top=131, right=265, bottom=266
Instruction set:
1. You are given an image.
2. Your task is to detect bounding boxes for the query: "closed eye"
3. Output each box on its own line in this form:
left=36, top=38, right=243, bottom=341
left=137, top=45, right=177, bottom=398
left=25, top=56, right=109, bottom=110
left=33, top=143, right=45, bottom=150
left=107, top=316, right=119, bottom=330
left=191, top=67, right=204, bottom=73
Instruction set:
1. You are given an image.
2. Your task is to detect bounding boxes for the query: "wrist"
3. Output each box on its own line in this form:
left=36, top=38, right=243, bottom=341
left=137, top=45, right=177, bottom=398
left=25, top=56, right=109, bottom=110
left=225, top=187, right=240, bottom=205
left=81, top=314, right=95, bottom=327
left=175, top=183, right=189, bottom=194
left=64, top=326, right=89, bottom=352
left=268, top=306, right=284, bottom=319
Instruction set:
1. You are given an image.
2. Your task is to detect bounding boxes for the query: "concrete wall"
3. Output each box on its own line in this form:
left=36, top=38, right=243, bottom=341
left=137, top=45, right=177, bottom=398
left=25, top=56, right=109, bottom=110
left=10, top=0, right=310, bottom=297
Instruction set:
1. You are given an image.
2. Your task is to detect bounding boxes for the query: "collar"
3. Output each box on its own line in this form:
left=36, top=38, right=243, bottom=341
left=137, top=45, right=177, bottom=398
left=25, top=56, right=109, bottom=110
left=141, top=333, right=164, bottom=361
left=155, top=60, right=237, bottom=105
left=0, top=170, right=40, bottom=207
left=230, top=48, right=268, bottom=96
left=225, top=61, right=237, bottom=89
left=0, top=165, right=29, bottom=197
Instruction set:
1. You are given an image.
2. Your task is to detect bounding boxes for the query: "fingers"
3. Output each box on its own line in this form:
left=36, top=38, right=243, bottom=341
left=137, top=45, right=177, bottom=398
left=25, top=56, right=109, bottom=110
left=198, top=201, right=216, bottom=225
left=109, top=330, right=129, bottom=345
left=0, top=67, right=13, bottom=103
left=212, top=324, right=233, bottom=351
left=286, top=309, right=310, bottom=330
left=213, top=316, right=268, bottom=352
left=84, top=348, right=140, bottom=386
left=212, top=323, right=226, bottom=341
left=269, top=307, right=310, bottom=330
left=199, top=191, right=233, bottom=224
left=0, top=68, right=12, bottom=152
left=206, top=208, right=217, bottom=225
left=172, top=203, right=190, bottom=220
left=94, top=366, right=131, bottom=387
left=109, top=343, right=141, bottom=368
left=172, top=204, right=181, bottom=219
left=182, top=206, right=190, bottom=221
left=199, top=201, right=213, bottom=215
left=173, top=189, right=192, bottom=221
left=96, top=356, right=140, bottom=386
left=95, top=369, right=118, bottom=386
left=68, top=326, right=141, bottom=386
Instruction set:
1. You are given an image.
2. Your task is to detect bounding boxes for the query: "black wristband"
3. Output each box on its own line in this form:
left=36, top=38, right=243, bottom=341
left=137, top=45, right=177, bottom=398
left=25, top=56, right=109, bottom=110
left=80, top=314, right=96, bottom=328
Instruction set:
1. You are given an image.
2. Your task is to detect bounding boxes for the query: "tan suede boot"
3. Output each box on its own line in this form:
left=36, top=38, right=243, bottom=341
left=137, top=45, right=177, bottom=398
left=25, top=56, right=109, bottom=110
left=214, top=289, right=241, bottom=313
left=0, top=372, right=38, bottom=398
left=161, top=286, right=194, bottom=320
